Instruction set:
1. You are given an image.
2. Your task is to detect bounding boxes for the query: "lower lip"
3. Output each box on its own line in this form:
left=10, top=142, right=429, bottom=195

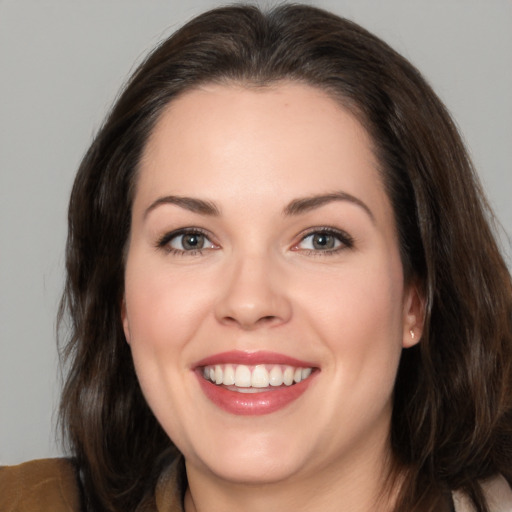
left=196, top=371, right=316, bottom=416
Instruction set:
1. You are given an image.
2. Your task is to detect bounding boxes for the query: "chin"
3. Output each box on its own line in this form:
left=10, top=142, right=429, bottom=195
left=202, top=451, right=306, bottom=485
left=182, top=426, right=314, bottom=484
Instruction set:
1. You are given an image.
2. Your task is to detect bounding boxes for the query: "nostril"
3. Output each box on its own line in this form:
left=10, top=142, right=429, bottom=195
left=251, top=315, right=282, bottom=329
left=221, top=314, right=280, bottom=330
left=214, top=275, right=293, bottom=329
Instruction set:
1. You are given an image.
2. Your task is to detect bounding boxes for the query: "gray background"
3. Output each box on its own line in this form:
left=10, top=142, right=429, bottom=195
left=1, top=0, right=511, bottom=465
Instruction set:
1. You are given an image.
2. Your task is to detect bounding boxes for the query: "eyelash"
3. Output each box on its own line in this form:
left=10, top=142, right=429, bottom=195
left=293, top=227, right=354, bottom=256
left=156, top=228, right=216, bottom=256
left=156, top=226, right=354, bottom=257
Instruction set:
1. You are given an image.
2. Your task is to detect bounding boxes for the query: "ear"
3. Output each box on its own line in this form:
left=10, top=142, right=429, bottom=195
left=402, top=281, right=425, bottom=348
left=121, top=296, right=131, bottom=345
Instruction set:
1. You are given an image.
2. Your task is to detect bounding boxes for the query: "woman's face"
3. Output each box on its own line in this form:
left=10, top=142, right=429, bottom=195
left=122, top=82, right=422, bottom=485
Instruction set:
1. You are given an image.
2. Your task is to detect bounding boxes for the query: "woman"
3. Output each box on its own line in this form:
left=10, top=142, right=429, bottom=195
left=1, top=4, right=511, bottom=512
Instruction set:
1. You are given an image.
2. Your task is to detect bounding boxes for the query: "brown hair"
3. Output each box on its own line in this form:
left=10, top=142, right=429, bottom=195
left=59, top=4, right=512, bottom=511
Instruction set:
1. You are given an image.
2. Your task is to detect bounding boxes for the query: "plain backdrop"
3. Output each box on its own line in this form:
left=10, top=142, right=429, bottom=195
left=1, top=0, right=511, bottom=465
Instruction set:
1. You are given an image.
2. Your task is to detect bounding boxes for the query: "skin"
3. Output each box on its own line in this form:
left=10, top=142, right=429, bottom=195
left=122, top=82, right=423, bottom=512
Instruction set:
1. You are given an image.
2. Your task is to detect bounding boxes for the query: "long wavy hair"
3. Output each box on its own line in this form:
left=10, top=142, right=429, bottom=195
left=59, top=4, right=512, bottom=511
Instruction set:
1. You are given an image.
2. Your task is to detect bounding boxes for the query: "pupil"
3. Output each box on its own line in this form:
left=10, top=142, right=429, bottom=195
left=313, top=233, right=333, bottom=250
left=183, top=234, right=203, bottom=250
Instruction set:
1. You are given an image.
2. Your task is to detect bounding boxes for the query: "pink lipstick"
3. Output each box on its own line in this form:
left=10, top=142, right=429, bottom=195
left=194, top=351, right=318, bottom=416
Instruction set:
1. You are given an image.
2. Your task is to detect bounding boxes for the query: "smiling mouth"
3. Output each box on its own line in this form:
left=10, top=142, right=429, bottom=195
left=201, top=363, right=314, bottom=392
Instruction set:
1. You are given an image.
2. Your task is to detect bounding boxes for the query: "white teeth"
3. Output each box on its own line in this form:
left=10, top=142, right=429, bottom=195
left=202, top=363, right=314, bottom=389
left=301, top=367, right=312, bottom=380
left=283, top=366, right=294, bottom=386
left=234, top=365, right=252, bottom=387
left=269, top=365, right=283, bottom=386
left=223, top=364, right=235, bottom=385
left=251, top=365, right=269, bottom=388
left=214, top=365, right=223, bottom=385
left=203, top=364, right=313, bottom=393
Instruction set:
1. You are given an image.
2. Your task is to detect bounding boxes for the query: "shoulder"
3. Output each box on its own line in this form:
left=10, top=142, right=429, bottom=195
left=453, top=474, right=512, bottom=512
left=0, top=458, right=80, bottom=512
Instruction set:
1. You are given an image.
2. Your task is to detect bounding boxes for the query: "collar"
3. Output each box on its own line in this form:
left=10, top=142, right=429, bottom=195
left=155, top=455, right=187, bottom=512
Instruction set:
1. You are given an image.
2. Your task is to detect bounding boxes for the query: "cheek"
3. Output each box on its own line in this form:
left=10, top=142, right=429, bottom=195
left=303, top=260, right=403, bottom=331
left=122, top=257, right=207, bottom=417
left=297, top=261, right=405, bottom=380
left=123, top=257, right=213, bottom=354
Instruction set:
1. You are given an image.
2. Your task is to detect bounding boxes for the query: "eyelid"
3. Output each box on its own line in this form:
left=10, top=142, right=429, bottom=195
left=155, top=226, right=353, bottom=255
left=156, top=227, right=218, bottom=253
left=291, top=226, right=354, bottom=253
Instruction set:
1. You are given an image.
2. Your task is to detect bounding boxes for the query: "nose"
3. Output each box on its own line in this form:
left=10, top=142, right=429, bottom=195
left=214, top=253, right=292, bottom=330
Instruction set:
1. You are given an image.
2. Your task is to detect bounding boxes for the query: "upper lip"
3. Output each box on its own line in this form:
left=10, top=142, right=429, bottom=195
left=193, top=350, right=317, bottom=368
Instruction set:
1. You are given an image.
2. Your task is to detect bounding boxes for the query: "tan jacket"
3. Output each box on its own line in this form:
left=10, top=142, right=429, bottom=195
left=0, top=458, right=184, bottom=512
left=0, top=459, right=80, bottom=512
left=2, top=458, right=512, bottom=511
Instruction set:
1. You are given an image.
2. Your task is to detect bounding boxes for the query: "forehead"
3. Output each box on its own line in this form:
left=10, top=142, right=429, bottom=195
left=136, top=82, right=389, bottom=221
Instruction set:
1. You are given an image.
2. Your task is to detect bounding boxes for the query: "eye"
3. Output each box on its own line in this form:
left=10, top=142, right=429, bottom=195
left=293, top=228, right=353, bottom=253
left=170, top=232, right=210, bottom=251
left=157, top=229, right=217, bottom=254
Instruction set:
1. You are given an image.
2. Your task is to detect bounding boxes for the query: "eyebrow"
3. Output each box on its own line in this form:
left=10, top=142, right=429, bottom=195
left=143, top=191, right=373, bottom=222
left=144, top=195, right=220, bottom=219
left=283, top=192, right=374, bottom=222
